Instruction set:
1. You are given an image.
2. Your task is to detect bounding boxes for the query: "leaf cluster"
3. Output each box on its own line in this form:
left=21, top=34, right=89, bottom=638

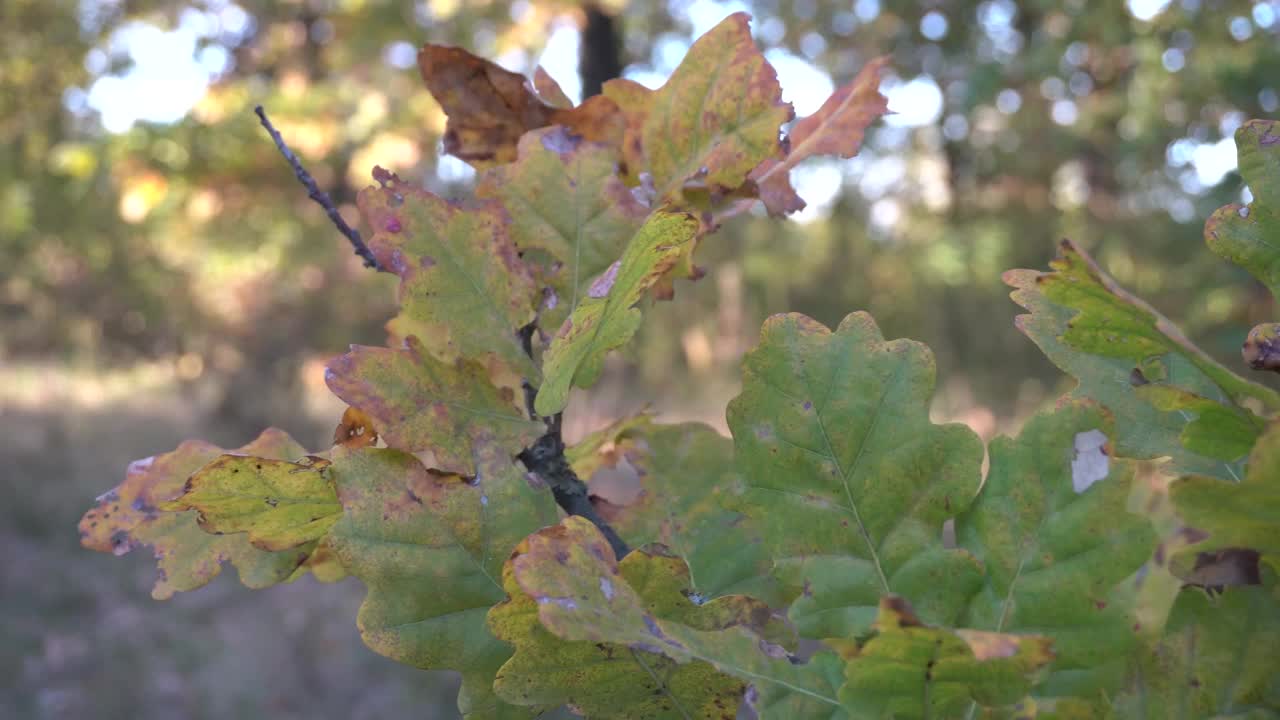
left=79, top=15, right=1280, bottom=719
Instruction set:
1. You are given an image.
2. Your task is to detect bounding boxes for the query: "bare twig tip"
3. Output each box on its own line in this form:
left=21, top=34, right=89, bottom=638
left=254, top=105, right=382, bottom=271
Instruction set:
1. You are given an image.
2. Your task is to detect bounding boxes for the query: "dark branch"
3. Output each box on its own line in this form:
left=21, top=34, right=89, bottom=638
left=254, top=105, right=382, bottom=270
left=579, top=4, right=624, bottom=99
left=517, top=321, right=629, bottom=557
left=519, top=430, right=630, bottom=559
left=519, top=323, right=540, bottom=420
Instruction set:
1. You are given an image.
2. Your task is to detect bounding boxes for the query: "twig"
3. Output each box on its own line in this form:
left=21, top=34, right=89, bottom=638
left=518, top=430, right=631, bottom=559
left=516, top=321, right=630, bottom=557
left=253, top=105, right=382, bottom=270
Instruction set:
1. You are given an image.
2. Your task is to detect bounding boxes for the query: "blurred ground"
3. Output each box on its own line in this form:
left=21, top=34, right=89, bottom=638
left=1, top=364, right=466, bottom=719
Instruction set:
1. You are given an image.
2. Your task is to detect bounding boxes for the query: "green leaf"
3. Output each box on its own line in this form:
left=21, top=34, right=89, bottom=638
left=726, top=311, right=985, bottom=638
left=1136, top=383, right=1266, bottom=462
left=79, top=428, right=322, bottom=599
left=358, top=170, right=539, bottom=378
left=1204, top=120, right=1280, bottom=301
left=163, top=455, right=341, bottom=551
left=326, top=337, right=543, bottom=476
left=748, top=652, right=851, bottom=720
left=631, top=12, right=792, bottom=201
left=476, top=126, right=649, bottom=329
left=535, top=211, right=698, bottom=415
left=571, top=418, right=781, bottom=604
left=955, top=400, right=1156, bottom=706
left=326, top=438, right=558, bottom=719
left=490, top=530, right=773, bottom=718
left=1005, top=240, right=1275, bottom=480
left=1170, top=421, right=1280, bottom=566
left=510, top=517, right=846, bottom=714
left=839, top=597, right=1054, bottom=718
left=1041, top=240, right=1271, bottom=407
left=1112, top=583, right=1280, bottom=718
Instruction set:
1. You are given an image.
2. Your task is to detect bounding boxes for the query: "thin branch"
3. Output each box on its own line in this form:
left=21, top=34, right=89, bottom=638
left=516, top=321, right=630, bottom=557
left=254, top=105, right=382, bottom=270
left=518, top=429, right=631, bottom=559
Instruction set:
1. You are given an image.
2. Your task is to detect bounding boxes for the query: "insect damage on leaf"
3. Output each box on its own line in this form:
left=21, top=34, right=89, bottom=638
left=1070, top=428, right=1110, bottom=493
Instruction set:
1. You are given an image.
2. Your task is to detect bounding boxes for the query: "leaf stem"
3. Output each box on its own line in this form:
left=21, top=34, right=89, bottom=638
left=253, top=105, right=383, bottom=271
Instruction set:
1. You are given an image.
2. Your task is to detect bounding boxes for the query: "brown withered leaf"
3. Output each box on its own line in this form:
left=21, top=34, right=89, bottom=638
left=532, top=66, right=572, bottom=109
left=751, top=57, right=890, bottom=215
left=419, top=45, right=623, bottom=168
left=600, top=77, right=654, bottom=183
left=334, top=406, right=379, bottom=449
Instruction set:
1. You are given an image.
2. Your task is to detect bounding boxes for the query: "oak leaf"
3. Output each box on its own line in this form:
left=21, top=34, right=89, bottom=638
left=326, top=439, right=558, bottom=718
left=78, top=428, right=324, bottom=599
left=1006, top=239, right=1278, bottom=479
left=164, top=455, right=341, bottom=552
left=359, top=170, right=539, bottom=378
left=614, top=13, right=793, bottom=202
left=325, top=337, right=543, bottom=476
left=750, top=57, right=890, bottom=216
left=419, top=45, right=623, bottom=168
left=476, top=126, right=649, bottom=330
left=534, top=211, right=698, bottom=415
left=726, top=311, right=985, bottom=638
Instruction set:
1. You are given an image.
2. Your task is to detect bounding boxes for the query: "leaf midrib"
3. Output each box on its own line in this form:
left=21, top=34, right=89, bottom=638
left=805, top=344, right=902, bottom=595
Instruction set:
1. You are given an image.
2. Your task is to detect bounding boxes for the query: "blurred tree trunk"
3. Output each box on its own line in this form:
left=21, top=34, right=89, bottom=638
left=579, top=4, right=623, bottom=99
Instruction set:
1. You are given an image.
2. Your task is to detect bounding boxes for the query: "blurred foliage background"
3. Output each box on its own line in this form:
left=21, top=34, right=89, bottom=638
left=3, top=0, right=1279, bottom=717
